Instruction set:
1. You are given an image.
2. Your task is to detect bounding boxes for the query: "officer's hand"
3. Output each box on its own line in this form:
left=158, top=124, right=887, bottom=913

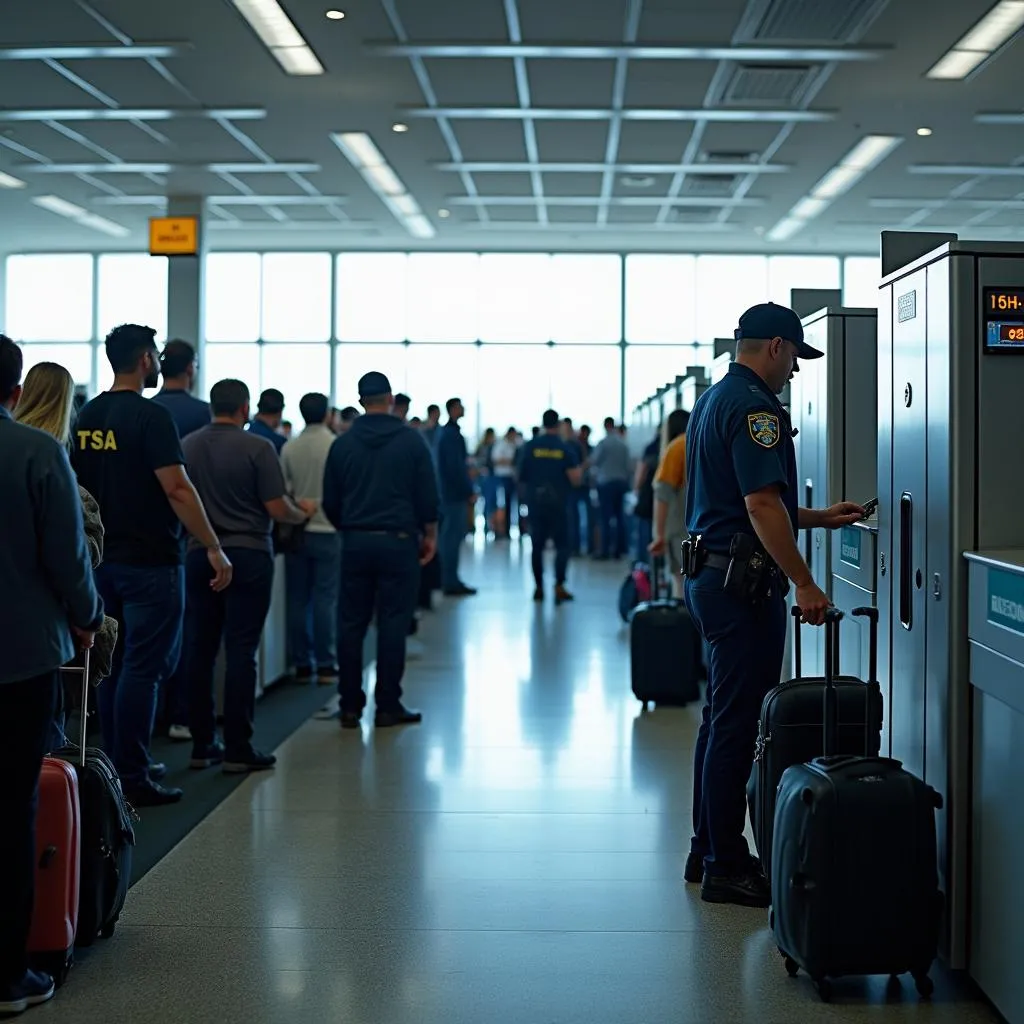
left=418, top=535, right=437, bottom=566
left=648, top=536, right=666, bottom=557
left=819, top=501, right=866, bottom=529
left=795, top=581, right=830, bottom=626
left=207, top=546, right=234, bottom=592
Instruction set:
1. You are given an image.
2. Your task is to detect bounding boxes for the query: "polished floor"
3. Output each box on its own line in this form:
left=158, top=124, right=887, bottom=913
left=41, top=539, right=999, bottom=1024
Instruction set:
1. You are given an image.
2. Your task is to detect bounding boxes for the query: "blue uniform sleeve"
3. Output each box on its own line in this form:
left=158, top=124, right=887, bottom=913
left=729, top=402, right=789, bottom=498
left=565, top=443, right=580, bottom=469
left=517, top=443, right=533, bottom=483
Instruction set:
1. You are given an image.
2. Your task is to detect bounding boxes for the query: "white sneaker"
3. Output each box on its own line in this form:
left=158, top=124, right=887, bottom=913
left=168, top=724, right=192, bottom=742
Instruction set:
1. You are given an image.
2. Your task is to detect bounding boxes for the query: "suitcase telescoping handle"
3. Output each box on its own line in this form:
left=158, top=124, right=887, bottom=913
left=791, top=603, right=840, bottom=679
left=822, top=607, right=843, bottom=757
left=60, top=648, right=91, bottom=768
left=852, top=606, right=880, bottom=757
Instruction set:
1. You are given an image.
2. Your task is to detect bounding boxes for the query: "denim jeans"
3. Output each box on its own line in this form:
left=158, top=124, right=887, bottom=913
left=286, top=531, right=342, bottom=672
left=440, top=500, right=468, bottom=590
left=96, top=562, right=185, bottom=788
left=0, top=671, right=57, bottom=984
left=597, top=479, right=629, bottom=558
left=186, top=547, right=275, bottom=759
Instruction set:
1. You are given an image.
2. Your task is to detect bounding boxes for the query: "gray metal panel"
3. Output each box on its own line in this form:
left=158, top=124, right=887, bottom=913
left=831, top=523, right=877, bottom=592
left=841, top=312, right=878, bottom=501
left=880, top=238, right=1024, bottom=286
left=880, top=231, right=958, bottom=279
left=831, top=576, right=876, bottom=684
left=790, top=287, right=841, bottom=318
left=876, top=282, right=895, bottom=759
left=970, top=642, right=1024, bottom=715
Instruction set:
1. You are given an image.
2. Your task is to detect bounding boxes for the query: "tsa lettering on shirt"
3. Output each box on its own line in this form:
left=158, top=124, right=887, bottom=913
left=77, top=429, right=118, bottom=451
left=532, top=446, right=566, bottom=461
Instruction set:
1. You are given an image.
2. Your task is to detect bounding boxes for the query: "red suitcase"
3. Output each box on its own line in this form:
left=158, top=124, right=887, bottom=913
left=27, top=653, right=87, bottom=985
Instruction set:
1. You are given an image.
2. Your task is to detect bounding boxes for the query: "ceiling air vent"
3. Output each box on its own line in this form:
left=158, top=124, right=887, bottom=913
left=669, top=209, right=719, bottom=225
left=723, top=64, right=815, bottom=106
left=679, top=174, right=739, bottom=199
left=737, top=0, right=890, bottom=43
left=700, top=151, right=759, bottom=165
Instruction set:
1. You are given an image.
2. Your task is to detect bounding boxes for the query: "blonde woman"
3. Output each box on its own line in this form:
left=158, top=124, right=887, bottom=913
left=16, top=363, right=118, bottom=737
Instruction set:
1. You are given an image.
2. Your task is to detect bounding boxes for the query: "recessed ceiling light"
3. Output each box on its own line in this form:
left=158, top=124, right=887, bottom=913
left=325, top=9, right=345, bottom=19
left=392, top=122, right=409, bottom=134
left=621, top=174, right=655, bottom=188
left=917, top=126, right=933, bottom=136
left=438, top=208, right=451, bottom=219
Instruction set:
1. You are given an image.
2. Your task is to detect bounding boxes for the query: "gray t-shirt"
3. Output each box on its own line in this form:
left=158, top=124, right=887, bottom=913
left=591, top=431, right=632, bottom=485
left=182, top=423, right=286, bottom=554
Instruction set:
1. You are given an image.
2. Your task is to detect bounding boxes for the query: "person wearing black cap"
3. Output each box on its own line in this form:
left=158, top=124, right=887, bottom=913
left=248, top=388, right=286, bottom=453
left=322, top=371, right=439, bottom=729
left=680, top=301, right=864, bottom=909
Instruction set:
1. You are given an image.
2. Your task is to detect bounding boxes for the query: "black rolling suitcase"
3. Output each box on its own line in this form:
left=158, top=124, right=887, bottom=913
left=749, top=605, right=882, bottom=879
left=771, top=609, right=943, bottom=1003
left=630, top=556, right=701, bottom=707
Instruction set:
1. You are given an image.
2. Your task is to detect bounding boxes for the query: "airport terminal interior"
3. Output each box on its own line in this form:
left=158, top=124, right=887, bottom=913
left=3, top=0, right=1024, bottom=1020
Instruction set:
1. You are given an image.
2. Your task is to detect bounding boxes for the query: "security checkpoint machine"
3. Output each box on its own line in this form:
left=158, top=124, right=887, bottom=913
left=876, top=242, right=1024, bottom=1007
left=788, top=307, right=878, bottom=678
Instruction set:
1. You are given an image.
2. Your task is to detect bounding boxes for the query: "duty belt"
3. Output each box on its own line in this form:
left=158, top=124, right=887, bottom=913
left=700, top=551, right=731, bottom=573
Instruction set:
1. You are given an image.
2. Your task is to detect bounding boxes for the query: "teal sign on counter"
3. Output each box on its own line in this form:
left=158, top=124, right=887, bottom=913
left=987, top=568, right=1024, bottom=635
left=840, top=527, right=862, bottom=569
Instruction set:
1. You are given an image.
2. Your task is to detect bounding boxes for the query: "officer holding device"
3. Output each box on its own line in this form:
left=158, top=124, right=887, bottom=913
left=680, top=302, right=864, bottom=909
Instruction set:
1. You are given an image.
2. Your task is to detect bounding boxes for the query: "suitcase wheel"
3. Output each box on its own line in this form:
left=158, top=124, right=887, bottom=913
left=913, top=972, right=934, bottom=999
left=782, top=955, right=799, bottom=978
left=814, top=977, right=832, bottom=1002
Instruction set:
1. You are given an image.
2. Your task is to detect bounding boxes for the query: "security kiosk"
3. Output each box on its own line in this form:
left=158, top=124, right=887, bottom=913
left=681, top=369, right=709, bottom=413
left=709, top=351, right=732, bottom=384
left=877, top=241, right=1024, bottom=972
left=788, top=307, right=878, bottom=678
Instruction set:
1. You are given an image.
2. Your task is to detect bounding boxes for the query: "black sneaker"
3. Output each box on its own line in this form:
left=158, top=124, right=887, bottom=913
left=554, top=585, right=574, bottom=605
left=533, top=587, right=544, bottom=602
left=190, top=741, right=226, bottom=770
left=148, top=762, right=168, bottom=782
left=374, top=704, right=423, bottom=728
left=684, top=851, right=762, bottom=884
left=223, top=750, right=277, bottom=774
left=123, top=780, right=183, bottom=807
left=700, top=868, right=771, bottom=908
left=294, top=666, right=314, bottom=684
left=340, top=711, right=362, bottom=730
left=0, top=970, right=55, bottom=1015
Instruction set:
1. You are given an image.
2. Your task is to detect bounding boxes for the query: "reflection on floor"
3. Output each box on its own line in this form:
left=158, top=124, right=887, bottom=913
left=40, top=538, right=999, bottom=1023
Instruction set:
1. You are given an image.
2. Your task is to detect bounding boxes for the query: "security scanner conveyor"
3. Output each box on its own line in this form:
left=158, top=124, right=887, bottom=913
left=876, top=240, right=1024, bottom=979
left=788, top=306, right=878, bottom=678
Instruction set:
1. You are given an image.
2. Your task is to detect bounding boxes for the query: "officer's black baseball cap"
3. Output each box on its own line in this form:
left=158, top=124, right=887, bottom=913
left=734, top=302, right=823, bottom=360
left=357, top=371, right=392, bottom=398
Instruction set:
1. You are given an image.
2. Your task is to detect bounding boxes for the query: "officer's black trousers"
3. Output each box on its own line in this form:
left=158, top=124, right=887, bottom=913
left=529, top=497, right=569, bottom=587
left=683, top=574, right=786, bottom=877
left=337, top=531, right=419, bottom=715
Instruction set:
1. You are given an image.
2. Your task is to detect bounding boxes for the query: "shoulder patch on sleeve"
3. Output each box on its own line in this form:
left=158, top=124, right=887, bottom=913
left=747, top=412, right=780, bottom=449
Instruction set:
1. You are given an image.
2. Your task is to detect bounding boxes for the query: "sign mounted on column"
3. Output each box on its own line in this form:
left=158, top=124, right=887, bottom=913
left=149, top=216, right=199, bottom=256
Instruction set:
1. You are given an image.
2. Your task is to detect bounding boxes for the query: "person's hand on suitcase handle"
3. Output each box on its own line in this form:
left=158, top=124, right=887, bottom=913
left=794, top=577, right=831, bottom=626
left=71, top=624, right=96, bottom=650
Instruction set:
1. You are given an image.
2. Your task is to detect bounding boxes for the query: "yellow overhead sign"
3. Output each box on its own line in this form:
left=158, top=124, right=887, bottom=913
left=149, top=216, right=199, bottom=256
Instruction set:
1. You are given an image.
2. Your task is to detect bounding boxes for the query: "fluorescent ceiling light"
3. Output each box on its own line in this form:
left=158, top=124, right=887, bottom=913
left=32, top=193, right=129, bottom=237
left=843, top=134, right=902, bottom=170
left=0, top=171, right=25, bottom=188
left=230, top=0, right=324, bottom=75
left=790, top=196, right=829, bottom=220
left=334, top=132, right=385, bottom=168
left=766, top=217, right=805, bottom=242
left=811, top=165, right=864, bottom=199
left=405, top=215, right=435, bottom=239
left=391, top=193, right=420, bottom=216
left=927, top=0, right=1024, bottom=79
left=365, top=163, right=406, bottom=197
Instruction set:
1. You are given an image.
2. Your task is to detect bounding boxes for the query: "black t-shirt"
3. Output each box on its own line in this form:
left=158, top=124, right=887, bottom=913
left=72, top=390, right=185, bottom=566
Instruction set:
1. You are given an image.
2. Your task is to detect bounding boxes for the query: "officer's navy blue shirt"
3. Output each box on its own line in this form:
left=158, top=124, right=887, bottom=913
left=517, top=432, right=579, bottom=502
left=684, top=362, right=798, bottom=554
left=247, top=417, right=286, bottom=454
left=435, top=421, right=473, bottom=503
left=151, top=388, right=211, bottom=439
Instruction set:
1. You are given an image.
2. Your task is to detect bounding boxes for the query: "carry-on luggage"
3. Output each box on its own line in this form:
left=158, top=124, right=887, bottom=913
left=52, top=652, right=136, bottom=949
left=630, top=556, right=702, bottom=708
left=749, top=605, right=882, bottom=880
left=771, top=608, right=943, bottom=1003
left=618, top=561, right=652, bottom=623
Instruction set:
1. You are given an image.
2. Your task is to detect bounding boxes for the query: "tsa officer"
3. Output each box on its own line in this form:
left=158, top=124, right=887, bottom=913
left=681, top=302, right=863, bottom=909
left=322, top=372, right=440, bottom=729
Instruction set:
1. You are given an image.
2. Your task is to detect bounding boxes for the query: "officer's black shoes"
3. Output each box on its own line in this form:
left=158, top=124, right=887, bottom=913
left=374, top=704, right=423, bottom=728
left=316, top=665, right=340, bottom=686
left=124, top=779, right=184, bottom=807
left=685, top=851, right=763, bottom=884
left=190, top=741, right=226, bottom=770
left=148, top=761, right=168, bottom=782
left=294, top=665, right=314, bottom=684
left=700, top=868, right=771, bottom=908
left=223, top=749, right=277, bottom=774
left=443, top=583, right=478, bottom=597
left=554, top=585, right=574, bottom=605
left=340, top=711, right=362, bottom=730
left=533, top=587, right=544, bottom=602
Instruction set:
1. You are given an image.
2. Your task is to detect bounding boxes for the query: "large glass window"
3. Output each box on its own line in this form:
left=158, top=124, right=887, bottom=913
left=202, top=343, right=261, bottom=404
left=406, top=254, right=480, bottom=342
left=97, top=254, right=168, bottom=340
left=6, top=254, right=93, bottom=342
left=624, top=345, right=700, bottom=414
left=261, top=253, right=331, bottom=342
left=19, top=343, right=93, bottom=387
left=625, top=254, right=697, bottom=344
left=405, top=343, right=479, bottom=440
left=549, top=254, right=622, bottom=343
left=205, top=253, right=261, bottom=342
left=477, top=345, right=550, bottom=434
left=261, top=344, right=331, bottom=420
left=336, top=253, right=408, bottom=342
left=767, top=256, right=840, bottom=308
left=550, top=345, right=621, bottom=427
left=695, top=256, right=768, bottom=342
left=335, top=343, right=408, bottom=408
left=477, top=254, right=553, bottom=343
left=843, top=256, right=881, bottom=309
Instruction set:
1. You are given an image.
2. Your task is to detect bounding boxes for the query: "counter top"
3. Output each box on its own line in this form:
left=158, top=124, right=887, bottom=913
left=964, top=550, right=1024, bottom=575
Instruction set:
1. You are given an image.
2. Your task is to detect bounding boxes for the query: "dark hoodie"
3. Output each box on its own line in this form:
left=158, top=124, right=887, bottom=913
left=322, top=413, right=439, bottom=534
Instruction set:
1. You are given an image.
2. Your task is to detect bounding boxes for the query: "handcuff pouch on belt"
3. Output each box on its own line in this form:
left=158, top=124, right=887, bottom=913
left=723, top=533, right=784, bottom=604
left=680, top=537, right=704, bottom=578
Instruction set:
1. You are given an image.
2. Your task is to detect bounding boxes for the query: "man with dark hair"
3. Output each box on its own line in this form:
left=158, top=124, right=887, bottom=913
left=281, top=392, right=342, bottom=684
left=0, top=336, right=102, bottom=1013
left=280, top=420, right=293, bottom=441
left=73, top=324, right=232, bottom=807
left=248, top=388, right=286, bottom=453
left=590, top=415, right=632, bottom=560
left=339, top=406, right=359, bottom=432
left=392, top=393, right=411, bottom=422
left=435, top=397, right=476, bottom=596
left=422, top=403, right=441, bottom=447
left=151, top=339, right=210, bottom=439
left=517, top=409, right=582, bottom=604
left=323, top=371, right=439, bottom=729
left=183, top=380, right=315, bottom=773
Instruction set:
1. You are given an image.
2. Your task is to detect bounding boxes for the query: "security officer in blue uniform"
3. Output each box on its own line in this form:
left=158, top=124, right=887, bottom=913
left=517, top=409, right=582, bottom=604
left=681, top=302, right=864, bottom=908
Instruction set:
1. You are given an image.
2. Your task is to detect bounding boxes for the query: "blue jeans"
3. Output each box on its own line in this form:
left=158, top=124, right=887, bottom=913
left=96, top=562, right=185, bottom=788
left=440, top=500, right=468, bottom=590
left=186, top=547, right=274, bottom=757
left=286, top=532, right=342, bottom=672
left=684, top=573, right=786, bottom=876
left=597, top=479, right=629, bottom=558
left=635, top=517, right=653, bottom=563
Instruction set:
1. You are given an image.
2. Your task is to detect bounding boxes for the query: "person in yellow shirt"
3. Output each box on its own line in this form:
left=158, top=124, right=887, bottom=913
left=648, top=409, right=690, bottom=598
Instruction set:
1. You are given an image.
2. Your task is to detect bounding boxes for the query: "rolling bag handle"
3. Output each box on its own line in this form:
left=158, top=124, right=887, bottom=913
left=822, top=608, right=844, bottom=757
left=852, top=606, right=880, bottom=758
left=790, top=603, right=840, bottom=678
left=60, top=648, right=91, bottom=768
left=651, top=554, right=662, bottom=602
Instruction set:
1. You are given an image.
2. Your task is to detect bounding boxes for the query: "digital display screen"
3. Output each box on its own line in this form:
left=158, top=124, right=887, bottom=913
left=987, top=322, right=1024, bottom=349
left=982, top=288, right=1024, bottom=352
